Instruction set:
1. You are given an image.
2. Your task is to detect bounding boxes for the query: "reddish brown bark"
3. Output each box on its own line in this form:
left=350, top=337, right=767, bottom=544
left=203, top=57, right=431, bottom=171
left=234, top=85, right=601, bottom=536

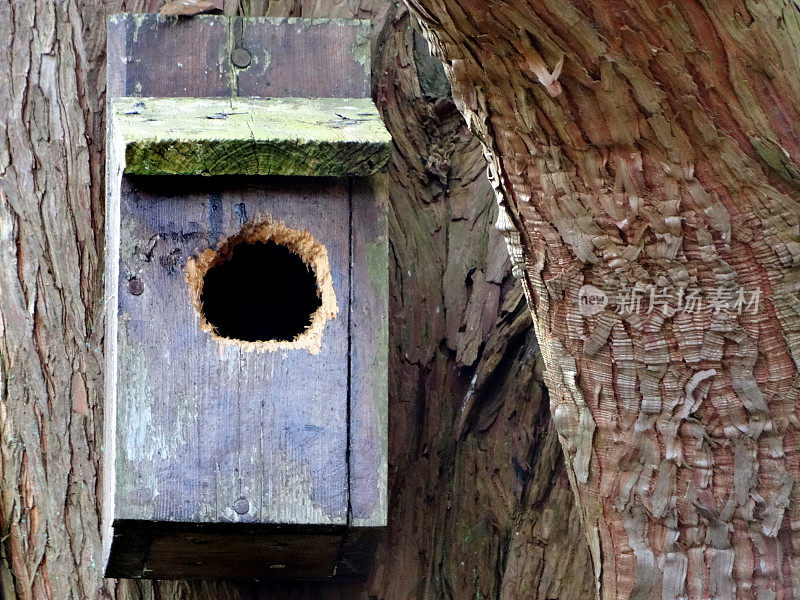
left=404, top=0, right=800, bottom=598
left=0, top=1, right=591, bottom=599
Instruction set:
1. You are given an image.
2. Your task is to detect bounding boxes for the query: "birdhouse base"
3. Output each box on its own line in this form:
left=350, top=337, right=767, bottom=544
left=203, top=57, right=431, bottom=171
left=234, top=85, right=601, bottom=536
left=106, top=521, right=379, bottom=580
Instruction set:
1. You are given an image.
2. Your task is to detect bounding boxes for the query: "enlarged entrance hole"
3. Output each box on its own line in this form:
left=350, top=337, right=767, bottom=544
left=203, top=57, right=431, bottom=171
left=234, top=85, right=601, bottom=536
left=201, top=241, right=322, bottom=342
left=187, top=220, right=337, bottom=354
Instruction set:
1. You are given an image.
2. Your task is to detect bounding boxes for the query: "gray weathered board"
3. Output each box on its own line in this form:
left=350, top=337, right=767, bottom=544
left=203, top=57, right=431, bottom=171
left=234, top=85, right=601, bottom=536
left=103, top=14, right=388, bottom=580
left=107, top=14, right=371, bottom=98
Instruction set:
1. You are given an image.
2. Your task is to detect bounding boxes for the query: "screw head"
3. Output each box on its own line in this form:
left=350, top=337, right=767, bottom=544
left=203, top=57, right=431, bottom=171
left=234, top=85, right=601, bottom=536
left=231, top=47, right=252, bottom=69
left=128, top=277, right=144, bottom=296
left=233, top=497, right=249, bottom=515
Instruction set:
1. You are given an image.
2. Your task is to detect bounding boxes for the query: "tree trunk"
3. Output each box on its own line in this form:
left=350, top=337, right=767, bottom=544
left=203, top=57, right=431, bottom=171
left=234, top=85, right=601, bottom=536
left=405, top=1, right=800, bottom=599
left=0, top=1, right=591, bottom=600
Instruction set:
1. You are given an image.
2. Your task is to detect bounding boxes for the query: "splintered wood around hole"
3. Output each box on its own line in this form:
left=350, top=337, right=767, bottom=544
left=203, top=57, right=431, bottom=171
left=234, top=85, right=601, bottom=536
left=186, top=220, right=337, bottom=354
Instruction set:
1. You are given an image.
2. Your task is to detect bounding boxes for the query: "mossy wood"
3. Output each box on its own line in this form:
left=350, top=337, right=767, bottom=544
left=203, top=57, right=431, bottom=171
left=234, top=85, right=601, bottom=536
left=104, top=14, right=388, bottom=580
left=111, top=97, right=391, bottom=177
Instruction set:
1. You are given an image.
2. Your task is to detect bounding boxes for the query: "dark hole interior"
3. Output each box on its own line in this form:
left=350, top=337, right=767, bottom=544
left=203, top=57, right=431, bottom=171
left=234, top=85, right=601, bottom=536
left=200, top=240, right=322, bottom=342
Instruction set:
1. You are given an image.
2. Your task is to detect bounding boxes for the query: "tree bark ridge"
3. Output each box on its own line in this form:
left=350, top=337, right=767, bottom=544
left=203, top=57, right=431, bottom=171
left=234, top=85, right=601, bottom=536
left=404, top=0, right=800, bottom=598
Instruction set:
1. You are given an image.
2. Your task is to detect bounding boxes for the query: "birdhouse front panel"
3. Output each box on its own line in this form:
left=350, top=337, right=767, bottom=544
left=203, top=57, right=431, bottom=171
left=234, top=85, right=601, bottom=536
left=103, top=15, right=389, bottom=580
left=114, top=175, right=350, bottom=522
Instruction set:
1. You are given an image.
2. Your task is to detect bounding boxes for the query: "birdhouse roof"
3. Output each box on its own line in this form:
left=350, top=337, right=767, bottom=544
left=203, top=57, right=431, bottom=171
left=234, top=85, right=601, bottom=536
left=110, top=96, right=392, bottom=177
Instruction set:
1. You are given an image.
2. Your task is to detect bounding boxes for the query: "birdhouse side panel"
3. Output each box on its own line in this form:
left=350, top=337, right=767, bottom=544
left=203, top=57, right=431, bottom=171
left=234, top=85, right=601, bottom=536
left=349, top=175, right=389, bottom=528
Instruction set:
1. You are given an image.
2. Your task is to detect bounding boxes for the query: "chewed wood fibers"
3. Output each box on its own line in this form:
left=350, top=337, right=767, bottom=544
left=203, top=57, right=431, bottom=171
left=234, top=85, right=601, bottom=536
left=186, top=219, right=338, bottom=354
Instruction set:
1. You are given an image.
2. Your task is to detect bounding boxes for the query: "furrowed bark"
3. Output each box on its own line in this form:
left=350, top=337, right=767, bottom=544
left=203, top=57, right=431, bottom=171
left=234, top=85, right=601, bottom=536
left=0, top=1, right=591, bottom=599
left=404, top=1, right=800, bottom=598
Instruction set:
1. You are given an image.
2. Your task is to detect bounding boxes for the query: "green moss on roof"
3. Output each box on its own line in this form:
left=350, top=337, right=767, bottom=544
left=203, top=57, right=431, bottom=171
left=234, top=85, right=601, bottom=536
left=111, top=96, right=392, bottom=177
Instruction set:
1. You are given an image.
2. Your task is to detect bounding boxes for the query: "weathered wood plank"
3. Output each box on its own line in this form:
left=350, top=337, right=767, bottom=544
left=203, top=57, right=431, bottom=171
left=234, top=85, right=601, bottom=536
left=110, top=97, right=391, bottom=177
left=107, top=14, right=233, bottom=98
left=348, top=175, right=389, bottom=528
left=105, top=521, right=346, bottom=579
left=113, top=175, right=350, bottom=525
left=106, top=14, right=371, bottom=99
left=237, top=17, right=371, bottom=98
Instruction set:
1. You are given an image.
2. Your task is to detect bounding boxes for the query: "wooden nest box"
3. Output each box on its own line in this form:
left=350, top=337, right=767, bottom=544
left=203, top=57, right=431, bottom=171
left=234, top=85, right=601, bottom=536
left=102, top=14, right=389, bottom=580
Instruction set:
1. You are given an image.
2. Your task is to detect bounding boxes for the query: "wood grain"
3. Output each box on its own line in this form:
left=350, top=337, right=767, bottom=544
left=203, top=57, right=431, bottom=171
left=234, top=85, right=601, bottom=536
left=238, top=17, right=371, bottom=98
left=348, top=175, right=388, bottom=528
left=103, top=13, right=389, bottom=580
left=407, top=0, right=800, bottom=597
left=111, top=97, right=391, bottom=177
left=107, top=14, right=371, bottom=99
left=105, top=176, right=351, bottom=577
left=107, top=521, right=345, bottom=579
left=107, top=13, right=232, bottom=98
left=0, top=2, right=592, bottom=599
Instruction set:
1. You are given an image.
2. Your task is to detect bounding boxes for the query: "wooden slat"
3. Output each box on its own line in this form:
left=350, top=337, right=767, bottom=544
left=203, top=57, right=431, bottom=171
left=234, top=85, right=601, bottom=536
left=144, top=529, right=342, bottom=579
left=348, top=175, right=389, bottom=528
left=106, top=14, right=371, bottom=99
left=106, top=521, right=346, bottom=579
left=110, top=97, right=391, bottom=177
left=107, top=14, right=233, bottom=98
left=238, top=18, right=371, bottom=98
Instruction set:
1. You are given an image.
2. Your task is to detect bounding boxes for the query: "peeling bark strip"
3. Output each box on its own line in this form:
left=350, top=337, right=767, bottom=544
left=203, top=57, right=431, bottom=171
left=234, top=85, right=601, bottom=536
left=405, top=0, right=800, bottom=598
